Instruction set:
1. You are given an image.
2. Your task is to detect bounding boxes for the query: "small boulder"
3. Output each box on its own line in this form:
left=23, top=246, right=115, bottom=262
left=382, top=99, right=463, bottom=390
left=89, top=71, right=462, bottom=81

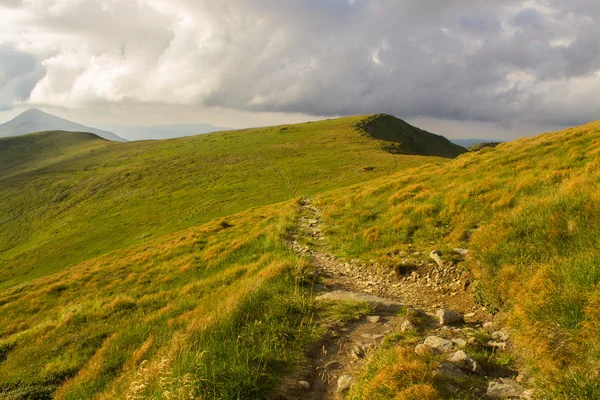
left=415, top=343, right=439, bottom=356
left=485, top=380, right=525, bottom=399
left=298, top=381, right=311, bottom=390
left=424, top=336, right=454, bottom=352
left=367, top=315, right=381, bottom=323
left=435, top=362, right=468, bottom=380
left=437, top=309, right=462, bottom=325
left=430, top=250, right=444, bottom=268
left=337, top=375, right=355, bottom=392
left=449, top=350, right=485, bottom=375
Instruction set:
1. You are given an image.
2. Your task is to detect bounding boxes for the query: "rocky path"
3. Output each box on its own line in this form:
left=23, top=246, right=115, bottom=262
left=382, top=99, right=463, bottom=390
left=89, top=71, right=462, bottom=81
left=279, top=197, right=532, bottom=400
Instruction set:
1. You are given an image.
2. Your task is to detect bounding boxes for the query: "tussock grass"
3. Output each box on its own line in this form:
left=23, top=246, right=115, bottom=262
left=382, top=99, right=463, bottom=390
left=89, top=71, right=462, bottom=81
left=316, top=121, right=600, bottom=397
left=0, top=201, right=317, bottom=399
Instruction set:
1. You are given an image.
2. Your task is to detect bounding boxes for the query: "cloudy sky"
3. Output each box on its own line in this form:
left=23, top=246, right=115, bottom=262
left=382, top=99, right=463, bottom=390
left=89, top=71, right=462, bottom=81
left=1, top=0, right=600, bottom=139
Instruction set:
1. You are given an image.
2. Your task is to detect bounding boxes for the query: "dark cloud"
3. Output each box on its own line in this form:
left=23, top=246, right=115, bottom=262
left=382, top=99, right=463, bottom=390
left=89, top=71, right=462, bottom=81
left=1, top=0, right=600, bottom=130
left=0, top=44, right=44, bottom=110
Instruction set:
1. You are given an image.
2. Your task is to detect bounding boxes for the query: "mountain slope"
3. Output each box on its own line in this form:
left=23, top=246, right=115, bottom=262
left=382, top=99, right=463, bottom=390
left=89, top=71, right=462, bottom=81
left=0, top=108, right=126, bottom=142
left=0, top=115, right=451, bottom=289
left=314, top=121, right=600, bottom=398
left=359, top=114, right=467, bottom=158
left=1, top=118, right=600, bottom=398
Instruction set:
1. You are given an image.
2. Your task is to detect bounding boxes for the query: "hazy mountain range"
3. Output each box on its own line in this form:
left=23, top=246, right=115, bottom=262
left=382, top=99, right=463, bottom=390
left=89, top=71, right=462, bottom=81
left=0, top=109, right=229, bottom=141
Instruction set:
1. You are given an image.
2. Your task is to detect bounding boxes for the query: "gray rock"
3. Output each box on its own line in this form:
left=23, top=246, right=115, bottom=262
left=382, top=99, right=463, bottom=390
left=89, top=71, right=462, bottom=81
left=315, top=290, right=402, bottom=311
left=449, top=350, right=485, bottom=375
left=485, top=380, right=525, bottom=399
left=435, top=362, right=468, bottom=380
left=415, top=343, right=439, bottom=356
left=437, top=309, right=463, bottom=325
left=424, top=336, right=454, bottom=352
left=430, top=250, right=445, bottom=268
left=367, top=315, right=381, bottom=323
left=337, top=375, right=355, bottom=392
left=298, top=380, right=311, bottom=390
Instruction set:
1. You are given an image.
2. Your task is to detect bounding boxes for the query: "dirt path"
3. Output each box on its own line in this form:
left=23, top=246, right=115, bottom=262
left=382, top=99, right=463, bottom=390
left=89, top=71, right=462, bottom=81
left=278, top=197, right=530, bottom=400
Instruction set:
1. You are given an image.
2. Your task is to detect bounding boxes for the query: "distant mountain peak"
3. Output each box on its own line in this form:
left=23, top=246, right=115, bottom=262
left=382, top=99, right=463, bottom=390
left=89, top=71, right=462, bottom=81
left=0, top=109, right=126, bottom=142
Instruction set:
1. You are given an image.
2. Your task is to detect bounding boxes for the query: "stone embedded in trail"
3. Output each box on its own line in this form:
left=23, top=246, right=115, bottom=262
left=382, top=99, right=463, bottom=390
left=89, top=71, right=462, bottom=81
left=435, top=362, right=468, bottom=380
left=415, top=343, right=439, bottom=356
left=337, top=375, right=355, bottom=392
left=485, top=380, right=525, bottom=399
left=437, top=309, right=463, bottom=325
left=315, top=290, right=402, bottom=311
left=430, top=250, right=445, bottom=268
left=424, top=336, right=454, bottom=352
left=367, top=315, right=381, bottom=323
left=449, top=350, right=485, bottom=375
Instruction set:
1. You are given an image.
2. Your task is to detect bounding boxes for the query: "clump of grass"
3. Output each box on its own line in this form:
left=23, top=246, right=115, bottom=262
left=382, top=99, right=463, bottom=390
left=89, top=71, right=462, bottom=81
left=319, top=301, right=375, bottom=325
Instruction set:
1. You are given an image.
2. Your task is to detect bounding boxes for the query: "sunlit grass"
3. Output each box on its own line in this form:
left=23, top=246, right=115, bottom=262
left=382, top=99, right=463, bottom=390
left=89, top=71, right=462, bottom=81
left=0, top=116, right=442, bottom=289
left=316, top=121, right=600, bottom=397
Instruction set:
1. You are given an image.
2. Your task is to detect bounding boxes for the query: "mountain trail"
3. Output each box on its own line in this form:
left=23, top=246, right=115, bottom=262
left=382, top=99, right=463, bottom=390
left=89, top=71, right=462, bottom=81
left=277, top=197, right=532, bottom=400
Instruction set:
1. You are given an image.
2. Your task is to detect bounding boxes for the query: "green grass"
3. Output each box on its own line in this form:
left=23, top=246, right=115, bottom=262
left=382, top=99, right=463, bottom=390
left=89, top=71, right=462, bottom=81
left=314, top=121, right=600, bottom=397
left=0, top=200, right=313, bottom=399
left=0, top=116, right=444, bottom=289
left=4, top=113, right=600, bottom=398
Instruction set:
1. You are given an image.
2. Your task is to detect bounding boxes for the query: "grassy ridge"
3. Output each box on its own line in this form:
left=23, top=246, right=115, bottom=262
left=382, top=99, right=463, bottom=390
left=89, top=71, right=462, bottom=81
left=0, top=116, right=443, bottom=289
left=315, top=121, right=600, bottom=397
left=358, top=114, right=467, bottom=158
left=0, top=200, right=319, bottom=399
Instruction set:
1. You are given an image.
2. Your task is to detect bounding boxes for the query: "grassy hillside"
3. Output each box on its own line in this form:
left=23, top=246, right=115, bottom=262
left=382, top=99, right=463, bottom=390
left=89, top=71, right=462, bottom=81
left=0, top=115, right=447, bottom=289
left=5, top=113, right=598, bottom=398
left=313, top=121, right=600, bottom=398
left=0, top=200, right=320, bottom=399
left=358, top=114, right=467, bottom=158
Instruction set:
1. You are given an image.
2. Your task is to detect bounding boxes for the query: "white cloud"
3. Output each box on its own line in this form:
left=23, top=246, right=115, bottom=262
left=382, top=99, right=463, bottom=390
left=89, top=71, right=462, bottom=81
left=1, top=0, right=600, bottom=135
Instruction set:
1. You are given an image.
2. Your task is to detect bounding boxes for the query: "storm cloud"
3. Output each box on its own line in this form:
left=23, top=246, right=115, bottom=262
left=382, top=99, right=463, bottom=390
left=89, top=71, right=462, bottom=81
left=2, top=0, right=600, bottom=130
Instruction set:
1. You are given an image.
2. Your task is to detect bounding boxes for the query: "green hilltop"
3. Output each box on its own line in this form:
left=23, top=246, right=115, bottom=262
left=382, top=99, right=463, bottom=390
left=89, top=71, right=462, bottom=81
left=0, top=114, right=459, bottom=289
left=1, top=114, right=599, bottom=398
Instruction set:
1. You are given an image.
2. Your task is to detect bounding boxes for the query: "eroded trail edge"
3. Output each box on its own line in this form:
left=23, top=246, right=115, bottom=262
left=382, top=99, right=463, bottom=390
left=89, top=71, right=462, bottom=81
left=278, top=197, right=533, bottom=400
